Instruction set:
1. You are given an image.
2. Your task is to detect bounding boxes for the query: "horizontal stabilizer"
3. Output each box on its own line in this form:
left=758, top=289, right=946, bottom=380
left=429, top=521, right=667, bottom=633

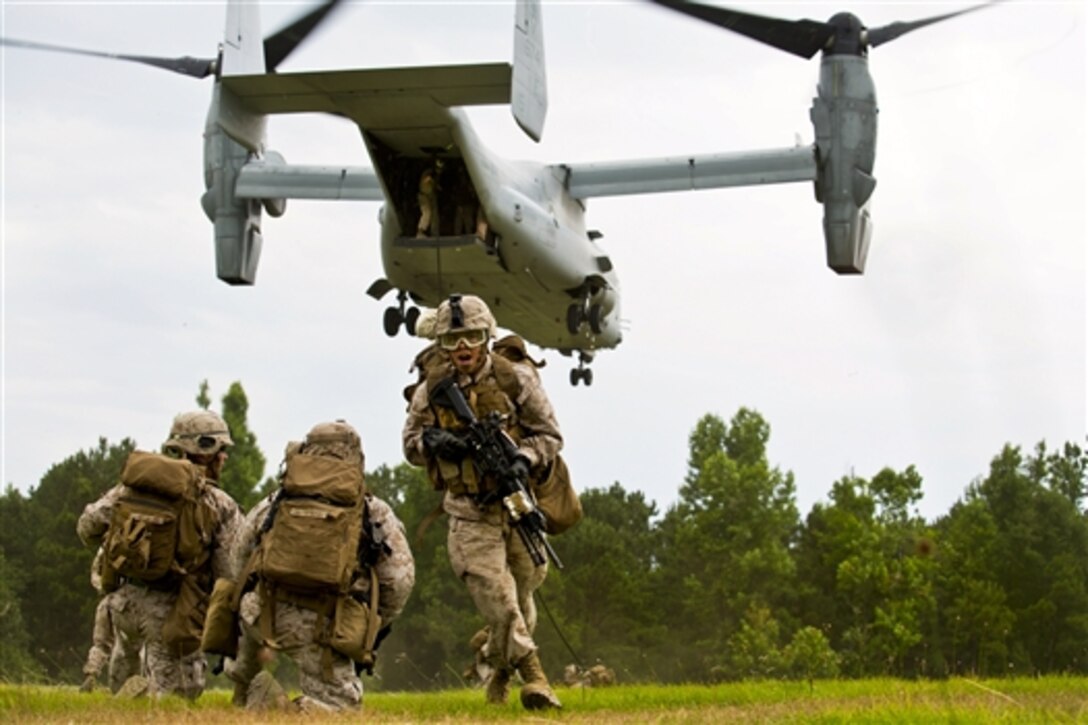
left=562, top=146, right=816, bottom=199
left=223, top=64, right=512, bottom=117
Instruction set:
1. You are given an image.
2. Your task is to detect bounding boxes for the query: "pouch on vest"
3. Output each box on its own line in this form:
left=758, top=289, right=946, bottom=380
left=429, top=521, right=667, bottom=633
left=532, top=455, right=582, bottom=535
left=201, top=577, right=239, bottom=657
left=162, top=574, right=209, bottom=656
left=258, top=453, right=366, bottom=597
left=103, top=451, right=202, bottom=583
left=329, top=569, right=382, bottom=666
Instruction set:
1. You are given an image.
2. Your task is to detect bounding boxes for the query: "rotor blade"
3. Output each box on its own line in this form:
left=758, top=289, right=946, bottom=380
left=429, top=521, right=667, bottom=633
left=866, top=2, right=997, bottom=48
left=649, top=0, right=834, bottom=59
left=263, top=0, right=344, bottom=72
left=0, top=36, right=214, bottom=78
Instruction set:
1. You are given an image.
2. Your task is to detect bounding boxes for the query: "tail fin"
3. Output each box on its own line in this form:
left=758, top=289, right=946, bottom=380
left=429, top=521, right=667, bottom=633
left=221, top=0, right=266, bottom=76
left=512, top=0, right=547, bottom=142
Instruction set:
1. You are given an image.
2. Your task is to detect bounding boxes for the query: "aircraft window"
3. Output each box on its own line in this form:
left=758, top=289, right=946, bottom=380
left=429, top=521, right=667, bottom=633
left=596, top=256, right=613, bottom=273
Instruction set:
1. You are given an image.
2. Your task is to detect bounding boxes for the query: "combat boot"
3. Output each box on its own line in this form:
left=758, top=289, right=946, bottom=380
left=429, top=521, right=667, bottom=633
left=115, top=675, right=149, bottom=699
left=246, top=670, right=289, bottom=710
left=230, top=678, right=248, bottom=708
left=485, top=656, right=512, bottom=705
left=515, top=651, right=561, bottom=710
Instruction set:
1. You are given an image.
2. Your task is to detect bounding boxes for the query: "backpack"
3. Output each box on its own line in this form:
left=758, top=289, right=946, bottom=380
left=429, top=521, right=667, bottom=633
left=102, top=451, right=209, bottom=584
left=257, top=452, right=366, bottom=595
left=253, top=451, right=382, bottom=666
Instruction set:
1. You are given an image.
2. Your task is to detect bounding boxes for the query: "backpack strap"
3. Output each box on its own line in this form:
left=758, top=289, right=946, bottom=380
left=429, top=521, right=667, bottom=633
left=357, top=566, right=382, bottom=673
left=492, top=334, right=546, bottom=368
left=490, top=353, right=523, bottom=402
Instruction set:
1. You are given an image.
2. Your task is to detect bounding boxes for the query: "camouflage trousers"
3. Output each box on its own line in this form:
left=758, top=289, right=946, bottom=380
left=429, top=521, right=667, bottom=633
left=109, top=583, right=206, bottom=699
left=447, top=514, right=548, bottom=667
left=83, top=593, right=141, bottom=693
left=227, top=592, right=362, bottom=711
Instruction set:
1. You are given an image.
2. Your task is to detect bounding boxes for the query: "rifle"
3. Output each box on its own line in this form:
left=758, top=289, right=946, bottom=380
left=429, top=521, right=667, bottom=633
left=429, top=376, right=562, bottom=569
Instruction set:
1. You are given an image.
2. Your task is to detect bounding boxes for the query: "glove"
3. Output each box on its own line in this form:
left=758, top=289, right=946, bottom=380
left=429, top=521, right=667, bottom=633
left=422, top=427, right=469, bottom=461
left=509, top=455, right=531, bottom=482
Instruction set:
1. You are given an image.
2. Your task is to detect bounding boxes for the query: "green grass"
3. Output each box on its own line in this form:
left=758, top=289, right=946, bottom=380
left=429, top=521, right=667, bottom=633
left=3, top=678, right=1088, bottom=723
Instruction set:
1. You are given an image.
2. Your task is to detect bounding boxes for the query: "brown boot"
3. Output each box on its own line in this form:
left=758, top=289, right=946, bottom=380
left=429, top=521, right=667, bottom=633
left=515, top=651, right=561, bottom=710
left=230, top=678, right=248, bottom=708
left=485, top=656, right=511, bottom=705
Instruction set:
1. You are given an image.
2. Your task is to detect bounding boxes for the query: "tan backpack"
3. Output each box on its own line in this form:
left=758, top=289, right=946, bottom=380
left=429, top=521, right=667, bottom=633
left=258, top=452, right=366, bottom=593
left=102, top=451, right=210, bottom=584
left=253, top=451, right=382, bottom=667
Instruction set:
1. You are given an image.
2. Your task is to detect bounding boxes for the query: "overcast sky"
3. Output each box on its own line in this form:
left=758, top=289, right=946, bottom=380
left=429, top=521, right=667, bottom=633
left=2, top=1, right=1084, bottom=522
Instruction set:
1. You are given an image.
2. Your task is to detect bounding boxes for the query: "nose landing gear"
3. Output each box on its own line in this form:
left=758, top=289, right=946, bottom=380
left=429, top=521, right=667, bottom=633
left=569, top=351, right=594, bottom=387
left=383, top=290, right=421, bottom=337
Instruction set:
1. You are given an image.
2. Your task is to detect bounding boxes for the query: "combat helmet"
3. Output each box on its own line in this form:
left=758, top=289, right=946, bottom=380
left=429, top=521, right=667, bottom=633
left=434, top=294, right=497, bottom=350
left=303, top=420, right=364, bottom=466
left=163, top=410, right=234, bottom=457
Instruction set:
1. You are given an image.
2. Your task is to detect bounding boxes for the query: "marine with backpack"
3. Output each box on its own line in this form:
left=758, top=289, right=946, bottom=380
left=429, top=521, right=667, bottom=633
left=402, top=294, right=573, bottom=711
left=218, top=420, right=415, bottom=712
left=76, top=410, right=243, bottom=700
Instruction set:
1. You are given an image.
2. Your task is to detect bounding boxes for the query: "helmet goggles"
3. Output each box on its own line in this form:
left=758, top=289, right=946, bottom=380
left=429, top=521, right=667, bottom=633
left=438, top=328, right=489, bottom=351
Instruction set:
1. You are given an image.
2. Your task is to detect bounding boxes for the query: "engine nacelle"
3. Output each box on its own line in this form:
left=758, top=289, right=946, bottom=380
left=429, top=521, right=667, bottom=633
left=200, top=86, right=263, bottom=285
left=810, top=55, right=877, bottom=274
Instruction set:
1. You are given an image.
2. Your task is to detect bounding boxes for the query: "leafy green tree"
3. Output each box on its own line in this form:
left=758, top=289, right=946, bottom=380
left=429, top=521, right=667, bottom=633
left=217, top=382, right=266, bottom=510
left=934, top=497, right=1013, bottom=675
left=0, top=438, right=135, bottom=680
left=195, top=379, right=212, bottom=410
left=784, top=626, right=840, bottom=684
left=365, top=463, right=480, bottom=690
left=535, top=483, right=660, bottom=682
left=722, top=605, right=786, bottom=680
left=965, top=444, right=1088, bottom=673
left=794, top=467, right=936, bottom=677
left=1031, top=441, right=1088, bottom=511
left=0, top=547, right=42, bottom=682
left=653, top=410, right=799, bottom=682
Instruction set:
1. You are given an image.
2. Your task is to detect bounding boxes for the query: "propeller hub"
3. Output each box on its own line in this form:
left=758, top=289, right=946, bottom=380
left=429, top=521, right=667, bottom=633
left=825, top=12, right=867, bottom=57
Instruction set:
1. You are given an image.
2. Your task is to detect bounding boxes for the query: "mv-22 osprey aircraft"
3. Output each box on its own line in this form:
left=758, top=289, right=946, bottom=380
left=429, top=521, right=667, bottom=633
left=2, top=0, right=991, bottom=385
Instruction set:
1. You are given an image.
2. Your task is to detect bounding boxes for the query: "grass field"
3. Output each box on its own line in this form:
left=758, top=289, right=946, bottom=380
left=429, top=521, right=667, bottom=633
left=3, top=677, right=1087, bottom=723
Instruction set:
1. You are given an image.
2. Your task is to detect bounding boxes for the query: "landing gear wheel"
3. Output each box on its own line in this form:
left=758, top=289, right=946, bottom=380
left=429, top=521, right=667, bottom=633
left=566, top=304, right=584, bottom=335
left=587, top=304, right=603, bottom=334
left=404, top=306, right=421, bottom=336
left=383, top=307, right=402, bottom=337
left=570, top=351, right=594, bottom=386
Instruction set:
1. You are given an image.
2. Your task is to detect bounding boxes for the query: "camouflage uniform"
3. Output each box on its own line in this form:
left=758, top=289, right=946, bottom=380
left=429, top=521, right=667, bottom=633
left=81, top=550, right=141, bottom=693
left=78, top=479, right=241, bottom=698
left=76, top=412, right=243, bottom=700
left=226, top=423, right=415, bottom=712
left=402, top=294, right=563, bottom=709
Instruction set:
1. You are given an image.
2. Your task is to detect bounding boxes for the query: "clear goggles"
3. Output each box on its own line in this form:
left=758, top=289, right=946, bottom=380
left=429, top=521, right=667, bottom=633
left=438, top=328, right=489, bottom=351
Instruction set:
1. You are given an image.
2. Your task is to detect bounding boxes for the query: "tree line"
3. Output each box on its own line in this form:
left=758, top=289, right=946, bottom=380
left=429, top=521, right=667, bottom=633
left=1, top=382, right=1085, bottom=687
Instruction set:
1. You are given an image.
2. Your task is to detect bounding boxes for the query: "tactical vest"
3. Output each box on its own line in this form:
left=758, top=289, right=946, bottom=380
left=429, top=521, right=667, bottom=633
left=101, top=451, right=214, bottom=589
left=425, top=354, right=525, bottom=496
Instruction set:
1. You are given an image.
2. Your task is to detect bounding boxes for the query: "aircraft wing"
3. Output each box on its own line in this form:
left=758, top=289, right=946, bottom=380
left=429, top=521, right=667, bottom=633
left=558, top=146, right=817, bottom=199
left=235, top=162, right=382, bottom=201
